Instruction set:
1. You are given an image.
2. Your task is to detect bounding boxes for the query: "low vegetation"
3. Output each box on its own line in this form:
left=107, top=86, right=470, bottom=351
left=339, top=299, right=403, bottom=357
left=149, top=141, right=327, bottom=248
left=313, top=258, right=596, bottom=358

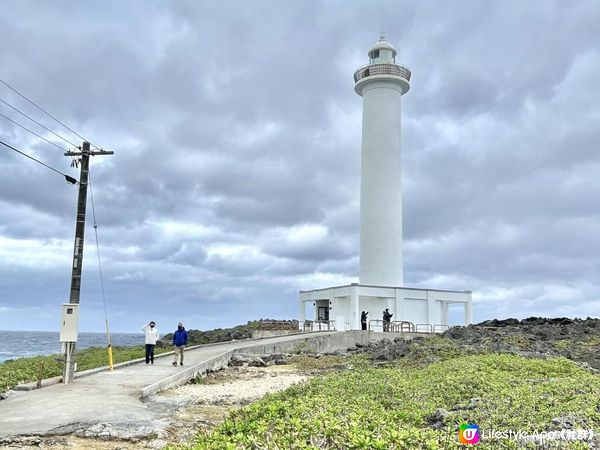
left=176, top=354, right=599, bottom=449
left=0, top=345, right=170, bottom=392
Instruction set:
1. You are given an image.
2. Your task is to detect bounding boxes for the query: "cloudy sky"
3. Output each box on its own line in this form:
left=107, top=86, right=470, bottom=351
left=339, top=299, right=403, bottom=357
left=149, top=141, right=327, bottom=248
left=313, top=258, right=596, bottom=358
left=0, top=1, right=599, bottom=332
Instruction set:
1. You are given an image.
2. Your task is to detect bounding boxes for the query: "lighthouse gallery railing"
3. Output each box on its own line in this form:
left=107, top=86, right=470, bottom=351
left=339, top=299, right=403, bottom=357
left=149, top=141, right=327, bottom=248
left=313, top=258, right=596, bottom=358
left=353, top=63, right=412, bottom=83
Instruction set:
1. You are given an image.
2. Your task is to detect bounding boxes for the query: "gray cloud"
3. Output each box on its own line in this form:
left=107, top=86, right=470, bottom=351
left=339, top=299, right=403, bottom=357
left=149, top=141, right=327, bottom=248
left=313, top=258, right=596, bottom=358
left=0, top=0, right=599, bottom=332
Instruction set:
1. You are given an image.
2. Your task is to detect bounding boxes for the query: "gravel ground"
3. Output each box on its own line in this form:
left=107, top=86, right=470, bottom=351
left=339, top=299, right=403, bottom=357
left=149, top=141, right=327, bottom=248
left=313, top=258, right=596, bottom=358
left=157, top=366, right=307, bottom=407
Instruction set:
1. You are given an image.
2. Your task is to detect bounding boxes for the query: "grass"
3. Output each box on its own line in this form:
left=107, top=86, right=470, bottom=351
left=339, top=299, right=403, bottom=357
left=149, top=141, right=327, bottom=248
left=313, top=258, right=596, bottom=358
left=288, top=354, right=361, bottom=372
left=172, top=354, right=599, bottom=450
left=0, top=345, right=171, bottom=392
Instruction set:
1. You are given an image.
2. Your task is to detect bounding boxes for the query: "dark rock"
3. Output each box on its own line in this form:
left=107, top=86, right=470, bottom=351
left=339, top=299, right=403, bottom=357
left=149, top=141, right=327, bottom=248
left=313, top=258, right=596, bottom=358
left=549, top=416, right=576, bottom=430
left=476, top=318, right=520, bottom=327
left=427, top=408, right=450, bottom=430
left=248, top=357, right=267, bottom=367
left=0, top=436, right=43, bottom=446
left=155, top=339, right=169, bottom=348
left=357, top=317, right=599, bottom=369
left=231, top=331, right=248, bottom=340
left=229, top=353, right=266, bottom=367
left=577, top=362, right=600, bottom=374
left=263, top=353, right=290, bottom=362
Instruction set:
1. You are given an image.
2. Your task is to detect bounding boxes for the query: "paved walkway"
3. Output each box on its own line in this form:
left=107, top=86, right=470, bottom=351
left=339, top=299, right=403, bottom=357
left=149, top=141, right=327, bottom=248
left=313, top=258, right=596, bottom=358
left=0, top=332, right=337, bottom=438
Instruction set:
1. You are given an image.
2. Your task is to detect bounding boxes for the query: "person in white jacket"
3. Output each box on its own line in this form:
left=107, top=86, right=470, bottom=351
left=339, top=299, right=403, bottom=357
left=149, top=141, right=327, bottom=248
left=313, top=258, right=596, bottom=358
left=142, top=321, right=160, bottom=364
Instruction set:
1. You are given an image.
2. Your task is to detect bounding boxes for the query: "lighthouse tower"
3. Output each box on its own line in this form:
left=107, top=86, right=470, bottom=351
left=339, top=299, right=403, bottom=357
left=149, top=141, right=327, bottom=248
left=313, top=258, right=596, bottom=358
left=298, top=36, right=472, bottom=332
left=354, top=34, right=410, bottom=287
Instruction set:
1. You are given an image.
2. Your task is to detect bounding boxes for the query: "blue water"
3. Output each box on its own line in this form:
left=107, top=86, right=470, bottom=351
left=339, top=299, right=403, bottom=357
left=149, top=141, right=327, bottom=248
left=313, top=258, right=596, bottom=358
left=0, top=331, right=144, bottom=363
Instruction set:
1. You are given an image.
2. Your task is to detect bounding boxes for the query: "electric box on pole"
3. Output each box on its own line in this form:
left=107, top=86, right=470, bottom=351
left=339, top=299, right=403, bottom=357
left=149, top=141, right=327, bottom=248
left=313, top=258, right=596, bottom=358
left=59, top=303, right=80, bottom=342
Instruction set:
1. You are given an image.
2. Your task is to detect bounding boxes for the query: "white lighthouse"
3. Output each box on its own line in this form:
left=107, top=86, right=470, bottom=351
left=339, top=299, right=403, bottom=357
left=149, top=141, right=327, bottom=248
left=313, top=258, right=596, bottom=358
left=299, top=36, right=472, bottom=332
left=355, top=35, right=409, bottom=287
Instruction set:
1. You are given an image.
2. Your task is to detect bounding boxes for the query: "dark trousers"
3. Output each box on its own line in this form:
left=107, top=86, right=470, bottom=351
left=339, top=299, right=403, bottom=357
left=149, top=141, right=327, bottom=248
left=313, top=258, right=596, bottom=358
left=361, top=322, right=367, bottom=330
left=145, top=344, right=155, bottom=363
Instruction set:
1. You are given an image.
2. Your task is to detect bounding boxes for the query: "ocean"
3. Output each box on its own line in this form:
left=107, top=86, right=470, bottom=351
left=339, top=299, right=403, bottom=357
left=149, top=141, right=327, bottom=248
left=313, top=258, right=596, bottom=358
left=0, top=330, right=144, bottom=363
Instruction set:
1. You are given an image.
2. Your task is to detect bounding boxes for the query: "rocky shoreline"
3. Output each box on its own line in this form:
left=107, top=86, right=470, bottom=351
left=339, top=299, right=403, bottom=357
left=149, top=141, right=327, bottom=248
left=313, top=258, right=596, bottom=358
left=351, top=317, right=600, bottom=371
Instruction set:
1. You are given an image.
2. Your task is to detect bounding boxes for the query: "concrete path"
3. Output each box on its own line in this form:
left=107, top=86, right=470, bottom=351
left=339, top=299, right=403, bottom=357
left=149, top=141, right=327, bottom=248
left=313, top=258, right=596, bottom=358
left=0, top=332, right=343, bottom=438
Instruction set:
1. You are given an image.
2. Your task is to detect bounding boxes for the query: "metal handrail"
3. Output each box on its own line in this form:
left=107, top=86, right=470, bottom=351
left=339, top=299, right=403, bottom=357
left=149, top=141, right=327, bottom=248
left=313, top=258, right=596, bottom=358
left=390, top=320, right=415, bottom=333
left=365, top=322, right=452, bottom=334
left=368, top=319, right=384, bottom=331
left=319, top=320, right=336, bottom=331
left=353, top=63, right=411, bottom=83
left=402, top=321, right=416, bottom=332
left=303, top=320, right=336, bottom=332
left=416, top=323, right=433, bottom=333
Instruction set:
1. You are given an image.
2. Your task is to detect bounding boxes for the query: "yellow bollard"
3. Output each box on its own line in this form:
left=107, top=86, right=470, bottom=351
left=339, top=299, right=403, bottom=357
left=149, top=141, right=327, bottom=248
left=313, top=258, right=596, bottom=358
left=105, top=318, right=114, bottom=371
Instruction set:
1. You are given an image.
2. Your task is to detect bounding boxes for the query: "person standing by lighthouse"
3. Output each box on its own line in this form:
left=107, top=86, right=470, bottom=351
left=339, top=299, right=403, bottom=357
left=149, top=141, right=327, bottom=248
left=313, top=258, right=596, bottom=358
left=354, top=34, right=411, bottom=288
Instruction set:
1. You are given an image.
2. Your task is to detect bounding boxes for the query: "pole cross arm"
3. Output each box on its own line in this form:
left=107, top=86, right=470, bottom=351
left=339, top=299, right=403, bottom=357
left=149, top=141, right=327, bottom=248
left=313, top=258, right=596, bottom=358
left=64, top=149, right=114, bottom=156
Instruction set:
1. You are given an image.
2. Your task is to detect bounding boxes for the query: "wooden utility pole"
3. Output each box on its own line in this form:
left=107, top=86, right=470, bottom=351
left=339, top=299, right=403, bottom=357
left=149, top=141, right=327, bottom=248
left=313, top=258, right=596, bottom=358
left=62, top=141, right=113, bottom=383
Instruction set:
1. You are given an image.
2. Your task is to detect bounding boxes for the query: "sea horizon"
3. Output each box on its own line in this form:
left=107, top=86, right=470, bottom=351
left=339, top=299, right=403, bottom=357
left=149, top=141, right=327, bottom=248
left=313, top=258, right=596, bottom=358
left=0, top=328, right=143, bottom=333
left=0, top=330, right=146, bottom=363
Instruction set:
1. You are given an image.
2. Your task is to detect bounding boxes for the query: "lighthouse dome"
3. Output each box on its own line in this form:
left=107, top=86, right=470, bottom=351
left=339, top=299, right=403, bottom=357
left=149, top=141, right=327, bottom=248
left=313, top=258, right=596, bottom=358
left=368, top=34, right=397, bottom=63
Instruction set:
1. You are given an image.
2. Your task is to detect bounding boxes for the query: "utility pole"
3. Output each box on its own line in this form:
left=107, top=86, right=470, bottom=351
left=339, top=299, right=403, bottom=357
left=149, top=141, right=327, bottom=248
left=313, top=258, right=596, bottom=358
left=62, top=141, right=113, bottom=383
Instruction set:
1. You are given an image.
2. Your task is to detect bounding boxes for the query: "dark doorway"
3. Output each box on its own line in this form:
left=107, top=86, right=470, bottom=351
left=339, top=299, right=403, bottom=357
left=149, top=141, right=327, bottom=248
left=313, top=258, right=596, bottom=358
left=317, top=306, right=329, bottom=321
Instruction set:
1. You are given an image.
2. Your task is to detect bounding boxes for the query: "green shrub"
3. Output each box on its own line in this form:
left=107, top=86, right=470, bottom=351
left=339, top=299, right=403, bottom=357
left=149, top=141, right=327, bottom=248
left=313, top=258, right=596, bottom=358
left=179, top=354, right=599, bottom=450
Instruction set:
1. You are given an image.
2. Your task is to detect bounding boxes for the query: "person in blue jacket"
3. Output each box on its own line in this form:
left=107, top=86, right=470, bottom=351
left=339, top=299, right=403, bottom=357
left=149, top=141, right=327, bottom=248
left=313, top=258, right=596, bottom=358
left=172, top=322, right=189, bottom=366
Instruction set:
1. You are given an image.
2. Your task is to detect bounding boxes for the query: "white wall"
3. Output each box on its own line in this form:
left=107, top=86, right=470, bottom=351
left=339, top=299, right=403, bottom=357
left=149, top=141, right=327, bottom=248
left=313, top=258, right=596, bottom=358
left=332, top=296, right=351, bottom=328
left=403, top=298, right=428, bottom=324
left=359, top=80, right=404, bottom=287
left=359, top=296, right=387, bottom=326
left=428, top=300, right=443, bottom=325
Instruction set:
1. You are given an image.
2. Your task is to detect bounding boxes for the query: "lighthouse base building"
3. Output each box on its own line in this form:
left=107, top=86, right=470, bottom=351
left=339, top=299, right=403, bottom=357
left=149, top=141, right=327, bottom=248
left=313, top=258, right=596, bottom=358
left=298, top=36, right=472, bottom=332
left=299, top=284, right=472, bottom=332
